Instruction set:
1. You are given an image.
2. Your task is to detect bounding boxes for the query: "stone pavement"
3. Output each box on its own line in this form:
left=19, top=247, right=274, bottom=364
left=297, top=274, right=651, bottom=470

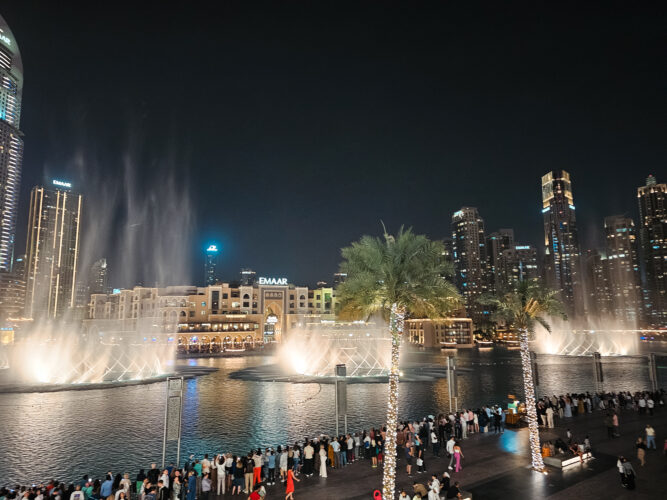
left=213, top=405, right=666, bottom=499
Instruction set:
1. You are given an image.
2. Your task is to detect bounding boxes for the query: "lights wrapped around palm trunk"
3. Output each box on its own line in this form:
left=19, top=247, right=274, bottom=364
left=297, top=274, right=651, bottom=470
left=382, top=304, right=404, bottom=499
left=519, top=328, right=545, bottom=471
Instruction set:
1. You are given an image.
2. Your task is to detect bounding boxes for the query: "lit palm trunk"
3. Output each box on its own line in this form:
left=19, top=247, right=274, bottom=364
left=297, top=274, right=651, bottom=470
left=519, top=328, right=545, bottom=471
left=382, top=304, right=403, bottom=499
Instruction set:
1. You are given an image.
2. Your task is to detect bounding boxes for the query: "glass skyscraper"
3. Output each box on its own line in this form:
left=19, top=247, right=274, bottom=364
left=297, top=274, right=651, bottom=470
left=24, top=182, right=83, bottom=319
left=0, top=15, right=23, bottom=272
left=604, top=215, right=641, bottom=325
left=637, top=175, right=667, bottom=325
left=452, top=207, right=487, bottom=323
left=541, top=170, right=583, bottom=315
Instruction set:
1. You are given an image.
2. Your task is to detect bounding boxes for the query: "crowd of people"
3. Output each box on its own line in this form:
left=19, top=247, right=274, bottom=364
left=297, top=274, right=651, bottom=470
left=1, top=389, right=663, bottom=500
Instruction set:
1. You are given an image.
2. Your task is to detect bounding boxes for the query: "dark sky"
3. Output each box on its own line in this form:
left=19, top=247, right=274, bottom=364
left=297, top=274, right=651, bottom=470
left=3, top=1, right=666, bottom=287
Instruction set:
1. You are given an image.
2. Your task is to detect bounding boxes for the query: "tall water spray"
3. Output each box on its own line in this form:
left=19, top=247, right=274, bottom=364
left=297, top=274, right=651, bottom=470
left=0, top=137, right=195, bottom=386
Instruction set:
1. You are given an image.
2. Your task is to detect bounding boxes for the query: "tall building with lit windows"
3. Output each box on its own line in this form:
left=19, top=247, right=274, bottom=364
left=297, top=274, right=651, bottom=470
left=0, top=15, right=23, bottom=272
left=485, top=229, right=514, bottom=293
left=637, top=175, right=667, bottom=325
left=541, top=170, right=583, bottom=315
left=452, top=207, right=487, bottom=323
left=604, top=215, right=641, bottom=324
left=204, top=244, right=219, bottom=286
left=24, top=181, right=83, bottom=319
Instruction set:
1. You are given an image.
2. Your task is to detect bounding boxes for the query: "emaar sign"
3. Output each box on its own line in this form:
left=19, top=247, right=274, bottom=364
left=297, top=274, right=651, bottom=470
left=259, top=277, right=288, bottom=286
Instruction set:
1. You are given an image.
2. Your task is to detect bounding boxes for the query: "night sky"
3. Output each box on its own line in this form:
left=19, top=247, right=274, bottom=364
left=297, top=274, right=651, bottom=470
left=3, top=1, right=665, bottom=287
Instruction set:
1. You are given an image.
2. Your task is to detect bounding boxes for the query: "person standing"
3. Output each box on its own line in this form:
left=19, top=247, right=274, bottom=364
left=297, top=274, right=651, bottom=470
left=267, top=450, right=276, bottom=485
left=171, top=476, right=181, bottom=500
left=303, top=442, right=314, bottom=477
left=405, top=443, right=414, bottom=477
left=319, top=444, right=327, bottom=478
left=243, top=455, right=254, bottom=494
left=453, top=443, right=463, bottom=473
left=331, top=438, right=341, bottom=469
left=646, top=425, right=656, bottom=449
left=284, top=469, right=300, bottom=500
left=199, top=474, right=210, bottom=500
left=186, top=472, right=195, bottom=500
left=621, top=458, right=636, bottom=490
left=636, top=437, right=647, bottom=466
left=430, top=428, right=440, bottom=457
left=215, top=455, right=225, bottom=495
left=446, top=436, right=456, bottom=470
left=252, top=450, right=263, bottom=486
left=546, top=406, right=554, bottom=428
left=612, top=413, right=620, bottom=437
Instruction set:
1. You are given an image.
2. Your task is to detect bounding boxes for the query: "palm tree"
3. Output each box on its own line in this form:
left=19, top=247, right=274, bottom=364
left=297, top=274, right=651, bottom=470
left=480, top=280, right=566, bottom=471
left=336, top=226, right=460, bottom=499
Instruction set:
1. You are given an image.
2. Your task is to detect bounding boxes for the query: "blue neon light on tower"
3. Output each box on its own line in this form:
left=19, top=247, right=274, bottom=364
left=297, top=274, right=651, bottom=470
left=205, top=243, right=219, bottom=285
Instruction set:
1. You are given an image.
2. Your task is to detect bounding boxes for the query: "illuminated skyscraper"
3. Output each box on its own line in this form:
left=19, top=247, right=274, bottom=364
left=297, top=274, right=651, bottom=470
left=0, top=15, right=23, bottom=271
left=452, top=207, right=487, bottom=323
left=637, top=175, right=667, bottom=325
left=240, top=268, right=256, bottom=286
left=204, top=244, right=219, bottom=286
left=89, top=258, right=108, bottom=295
left=500, top=244, right=538, bottom=288
left=604, top=215, right=641, bottom=324
left=486, top=229, right=514, bottom=293
left=24, top=181, right=82, bottom=319
left=541, top=170, right=583, bottom=315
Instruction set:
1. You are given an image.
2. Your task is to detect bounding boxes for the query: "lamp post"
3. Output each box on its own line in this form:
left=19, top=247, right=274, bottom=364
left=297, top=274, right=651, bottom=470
left=335, top=364, right=347, bottom=436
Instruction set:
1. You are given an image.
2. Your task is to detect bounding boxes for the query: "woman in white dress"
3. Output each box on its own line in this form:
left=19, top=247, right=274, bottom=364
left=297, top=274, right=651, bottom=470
left=319, top=444, right=327, bottom=478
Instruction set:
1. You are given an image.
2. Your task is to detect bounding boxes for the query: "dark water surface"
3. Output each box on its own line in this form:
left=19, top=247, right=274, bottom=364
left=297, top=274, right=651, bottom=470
left=0, top=343, right=665, bottom=485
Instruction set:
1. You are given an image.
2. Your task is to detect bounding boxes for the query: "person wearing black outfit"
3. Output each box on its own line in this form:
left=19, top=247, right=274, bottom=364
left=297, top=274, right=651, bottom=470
left=147, top=464, right=160, bottom=486
left=156, top=481, right=168, bottom=500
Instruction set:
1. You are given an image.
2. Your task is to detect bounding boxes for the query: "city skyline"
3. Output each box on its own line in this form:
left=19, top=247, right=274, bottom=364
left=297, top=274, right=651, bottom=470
left=0, top=3, right=663, bottom=286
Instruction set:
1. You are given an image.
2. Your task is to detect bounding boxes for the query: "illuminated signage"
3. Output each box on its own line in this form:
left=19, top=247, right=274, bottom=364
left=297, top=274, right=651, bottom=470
left=266, top=315, right=278, bottom=324
left=259, top=277, right=288, bottom=285
left=515, top=246, right=530, bottom=250
left=52, top=179, right=72, bottom=188
left=206, top=244, right=219, bottom=253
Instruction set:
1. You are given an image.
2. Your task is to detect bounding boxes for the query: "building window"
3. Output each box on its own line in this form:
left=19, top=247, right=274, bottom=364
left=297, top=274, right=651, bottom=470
left=223, top=293, right=228, bottom=299
left=189, top=311, right=194, bottom=317
left=201, top=301, right=206, bottom=307
left=243, top=301, right=249, bottom=307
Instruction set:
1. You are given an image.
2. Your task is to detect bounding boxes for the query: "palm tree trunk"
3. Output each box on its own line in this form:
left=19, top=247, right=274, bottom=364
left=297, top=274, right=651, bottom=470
left=519, top=328, right=545, bottom=471
left=382, top=304, right=403, bottom=499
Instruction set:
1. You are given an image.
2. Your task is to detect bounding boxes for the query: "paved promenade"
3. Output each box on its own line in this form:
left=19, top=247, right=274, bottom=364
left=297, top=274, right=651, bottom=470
left=213, top=406, right=666, bottom=499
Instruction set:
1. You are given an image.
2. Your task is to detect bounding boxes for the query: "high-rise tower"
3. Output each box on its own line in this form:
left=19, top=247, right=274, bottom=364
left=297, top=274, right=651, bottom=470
left=486, top=229, right=514, bottom=293
left=452, top=207, right=487, bottom=323
left=604, top=215, right=641, bottom=324
left=541, top=170, right=583, bottom=315
left=0, top=15, right=23, bottom=271
left=204, top=244, right=219, bottom=286
left=637, top=175, right=667, bottom=325
left=24, top=181, right=83, bottom=319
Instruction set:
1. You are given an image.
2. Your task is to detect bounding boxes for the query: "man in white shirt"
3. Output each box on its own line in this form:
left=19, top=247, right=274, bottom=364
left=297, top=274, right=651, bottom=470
left=446, top=437, right=456, bottom=470
left=546, top=406, right=554, bottom=428
left=303, top=442, right=315, bottom=476
left=331, top=439, right=341, bottom=468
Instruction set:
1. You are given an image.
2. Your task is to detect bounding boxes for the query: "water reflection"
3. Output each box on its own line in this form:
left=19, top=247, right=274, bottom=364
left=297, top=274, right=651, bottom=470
left=0, top=345, right=664, bottom=485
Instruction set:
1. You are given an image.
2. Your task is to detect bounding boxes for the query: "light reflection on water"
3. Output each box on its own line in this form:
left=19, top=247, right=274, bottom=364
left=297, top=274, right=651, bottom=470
left=0, top=345, right=664, bottom=485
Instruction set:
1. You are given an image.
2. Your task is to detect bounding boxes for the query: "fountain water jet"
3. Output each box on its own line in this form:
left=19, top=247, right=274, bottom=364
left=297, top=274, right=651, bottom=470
left=0, top=137, right=193, bottom=389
